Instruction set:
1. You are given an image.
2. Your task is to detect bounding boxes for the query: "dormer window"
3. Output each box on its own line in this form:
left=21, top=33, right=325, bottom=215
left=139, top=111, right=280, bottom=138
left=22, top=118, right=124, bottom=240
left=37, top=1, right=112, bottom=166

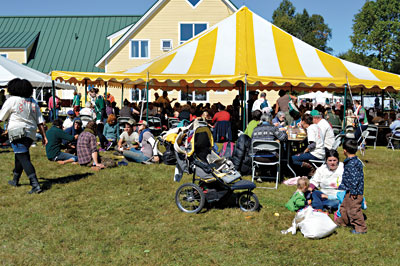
left=186, top=0, right=202, bottom=8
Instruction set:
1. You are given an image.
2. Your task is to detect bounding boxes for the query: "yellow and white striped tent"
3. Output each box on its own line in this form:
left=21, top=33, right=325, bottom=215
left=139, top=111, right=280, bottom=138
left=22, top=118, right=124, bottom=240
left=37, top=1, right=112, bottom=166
left=52, top=6, right=400, bottom=92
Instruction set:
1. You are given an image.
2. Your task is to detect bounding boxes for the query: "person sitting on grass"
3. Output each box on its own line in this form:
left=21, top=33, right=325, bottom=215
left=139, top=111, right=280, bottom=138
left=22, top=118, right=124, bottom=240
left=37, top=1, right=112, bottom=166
left=45, top=119, right=78, bottom=165
left=103, top=114, right=119, bottom=149
left=63, top=118, right=83, bottom=154
left=309, top=149, right=344, bottom=211
left=117, top=118, right=139, bottom=152
left=62, top=110, right=75, bottom=129
left=77, top=121, right=104, bottom=170
left=285, top=177, right=310, bottom=212
left=335, top=139, right=367, bottom=234
left=123, top=120, right=159, bottom=164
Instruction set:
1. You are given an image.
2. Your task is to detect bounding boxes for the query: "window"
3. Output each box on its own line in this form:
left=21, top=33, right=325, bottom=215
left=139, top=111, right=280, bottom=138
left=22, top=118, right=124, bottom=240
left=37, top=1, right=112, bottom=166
left=0, top=53, right=7, bottom=58
left=186, top=0, right=202, bottom=8
left=180, top=23, right=207, bottom=44
left=33, top=88, right=50, bottom=102
left=180, top=91, right=208, bottom=102
left=130, top=88, right=150, bottom=102
left=130, top=40, right=150, bottom=59
left=161, top=39, right=172, bottom=51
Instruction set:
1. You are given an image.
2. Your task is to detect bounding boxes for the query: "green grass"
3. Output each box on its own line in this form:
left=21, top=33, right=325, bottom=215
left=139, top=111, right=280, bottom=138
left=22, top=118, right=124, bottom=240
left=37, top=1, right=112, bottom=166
left=0, top=145, right=399, bottom=265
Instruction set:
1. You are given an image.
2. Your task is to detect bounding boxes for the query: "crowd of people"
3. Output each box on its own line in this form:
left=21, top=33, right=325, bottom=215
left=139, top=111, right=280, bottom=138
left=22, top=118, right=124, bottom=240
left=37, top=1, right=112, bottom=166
left=0, top=78, right=399, bottom=235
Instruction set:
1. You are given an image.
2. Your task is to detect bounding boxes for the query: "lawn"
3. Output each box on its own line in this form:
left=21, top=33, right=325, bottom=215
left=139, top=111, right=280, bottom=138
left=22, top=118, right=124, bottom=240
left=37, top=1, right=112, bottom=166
left=0, top=145, right=399, bottom=265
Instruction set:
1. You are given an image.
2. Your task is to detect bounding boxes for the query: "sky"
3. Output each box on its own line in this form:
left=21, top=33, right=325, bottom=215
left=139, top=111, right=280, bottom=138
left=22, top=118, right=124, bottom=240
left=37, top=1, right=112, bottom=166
left=0, top=0, right=368, bottom=55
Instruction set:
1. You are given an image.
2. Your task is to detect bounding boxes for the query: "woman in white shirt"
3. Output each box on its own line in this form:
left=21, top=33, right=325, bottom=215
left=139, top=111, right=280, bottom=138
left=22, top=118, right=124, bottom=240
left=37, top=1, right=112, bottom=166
left=0, top=78, right=47, bottom=194
left=309, top=149, right=344, bottom=210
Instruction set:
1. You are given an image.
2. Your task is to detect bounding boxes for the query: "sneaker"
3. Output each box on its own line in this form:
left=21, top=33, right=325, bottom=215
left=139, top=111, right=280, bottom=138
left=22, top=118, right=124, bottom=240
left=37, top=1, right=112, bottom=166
left=350, top=229, right=366, bottom=234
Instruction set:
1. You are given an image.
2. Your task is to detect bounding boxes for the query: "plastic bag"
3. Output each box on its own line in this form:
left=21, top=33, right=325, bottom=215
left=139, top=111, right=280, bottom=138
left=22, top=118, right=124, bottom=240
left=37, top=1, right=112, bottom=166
left=282, top=206, right=337, bottom=239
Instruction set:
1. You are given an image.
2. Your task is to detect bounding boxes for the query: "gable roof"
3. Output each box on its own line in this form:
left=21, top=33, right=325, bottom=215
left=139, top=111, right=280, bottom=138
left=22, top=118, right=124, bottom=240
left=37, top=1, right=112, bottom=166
left=0, top=15, right=141, bottom=73
left=95, top=0, right=237, bottom=68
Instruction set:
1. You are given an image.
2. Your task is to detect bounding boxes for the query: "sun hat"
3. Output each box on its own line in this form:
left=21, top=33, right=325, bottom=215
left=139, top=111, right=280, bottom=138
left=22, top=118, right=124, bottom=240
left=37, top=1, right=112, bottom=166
left=126, top=118, right=137, bottom=126
left=138, top=120, right=148, bottom=127
left=310, top=110, right=321, bottom=117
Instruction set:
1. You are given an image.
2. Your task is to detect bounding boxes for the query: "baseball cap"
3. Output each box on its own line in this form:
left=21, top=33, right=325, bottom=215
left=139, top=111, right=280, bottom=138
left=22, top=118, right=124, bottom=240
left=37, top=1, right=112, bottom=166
left=138, top=120, right=148, bottom=127
left=67, top=110, right=74, bottom=116
left=126, top=118, right=137, bottom=126
left=310, top=110, right=321, bottom=117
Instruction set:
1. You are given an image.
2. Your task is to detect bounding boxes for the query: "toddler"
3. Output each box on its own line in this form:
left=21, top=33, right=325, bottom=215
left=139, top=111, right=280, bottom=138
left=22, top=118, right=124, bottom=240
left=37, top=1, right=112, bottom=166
left=285, top=177, right=309, bottom=212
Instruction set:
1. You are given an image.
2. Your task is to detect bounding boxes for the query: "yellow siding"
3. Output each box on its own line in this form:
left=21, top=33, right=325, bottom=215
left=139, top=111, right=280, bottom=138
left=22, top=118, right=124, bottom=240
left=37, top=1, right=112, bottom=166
left=106, top=0, right=234, bottom=72
left=0, top=49, right=26, bottom=63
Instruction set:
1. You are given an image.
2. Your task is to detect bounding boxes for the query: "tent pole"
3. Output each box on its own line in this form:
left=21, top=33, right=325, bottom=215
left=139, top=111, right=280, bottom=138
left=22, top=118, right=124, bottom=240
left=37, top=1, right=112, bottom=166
left=360, top=88, right=364, bottom=106
left=243, top=74, right=248, bottom=131
left=381, top=89, right=385, bottom=112
left=51, top=80, right=56, bottom=121
left=146, top=72, right=149, bottom=123
left=84, top=79, right=88, bottom=103
left=342, top=84, right=347, bottom=132
left=105, top=82, right=108, bottom=98
left=121, top=83, right=124, bottom=108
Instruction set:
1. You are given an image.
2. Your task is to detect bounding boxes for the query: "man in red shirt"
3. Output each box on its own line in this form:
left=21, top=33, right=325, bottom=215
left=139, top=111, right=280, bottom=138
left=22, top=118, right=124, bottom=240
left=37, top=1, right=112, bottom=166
left=212, top=103, right=230, bottom=124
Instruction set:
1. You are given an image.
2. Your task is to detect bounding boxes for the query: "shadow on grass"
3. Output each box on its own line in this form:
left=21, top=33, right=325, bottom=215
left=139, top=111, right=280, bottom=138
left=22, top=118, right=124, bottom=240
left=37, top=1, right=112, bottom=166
left=39, top=172, right=94, bottom=191
left=202, top=193, right=263, bottom=213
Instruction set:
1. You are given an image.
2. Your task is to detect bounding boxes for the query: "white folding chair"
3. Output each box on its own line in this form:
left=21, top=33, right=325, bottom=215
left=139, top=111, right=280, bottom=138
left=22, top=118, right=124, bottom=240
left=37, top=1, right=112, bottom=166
left=358, top=130, right=369, bottom=156
left=250, top=140, right=281, bottom=189
left=332, top=134, right=343, bottom=150
left=387, top=127, right=400, bottom=151
left=148, top=116, right=162, bottom=135
left=79, top=114, right=94, bottom=128
left=366, top=125, right=378, bottom=149
left=332, top=125, right=342, bottom=136
left=345, top=125, right=355, bottom=139
left=168, top=117, right=179, bottom=129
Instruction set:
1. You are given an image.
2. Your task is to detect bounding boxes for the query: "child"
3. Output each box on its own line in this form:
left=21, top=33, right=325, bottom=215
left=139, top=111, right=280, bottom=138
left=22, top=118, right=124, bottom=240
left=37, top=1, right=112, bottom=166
left=335, top=139, right=367, bottom=234
left=285, top=177, right=309, bottom=212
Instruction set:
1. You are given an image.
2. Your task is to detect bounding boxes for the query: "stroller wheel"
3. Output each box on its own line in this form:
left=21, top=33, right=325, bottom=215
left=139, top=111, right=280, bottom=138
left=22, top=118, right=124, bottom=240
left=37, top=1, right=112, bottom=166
left=238, top=191, right=260, bottom=212
left=175, top=183, right=205, bottom=214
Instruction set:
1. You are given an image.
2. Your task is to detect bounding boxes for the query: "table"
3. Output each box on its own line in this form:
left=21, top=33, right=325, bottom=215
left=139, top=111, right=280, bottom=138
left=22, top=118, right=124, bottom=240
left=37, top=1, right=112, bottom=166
left=283, top=136, right=307, bottom=177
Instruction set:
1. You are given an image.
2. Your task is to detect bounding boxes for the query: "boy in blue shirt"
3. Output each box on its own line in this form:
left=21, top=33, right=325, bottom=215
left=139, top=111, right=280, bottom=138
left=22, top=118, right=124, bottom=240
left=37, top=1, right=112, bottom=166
left=335, top=139, right=367, bottom=234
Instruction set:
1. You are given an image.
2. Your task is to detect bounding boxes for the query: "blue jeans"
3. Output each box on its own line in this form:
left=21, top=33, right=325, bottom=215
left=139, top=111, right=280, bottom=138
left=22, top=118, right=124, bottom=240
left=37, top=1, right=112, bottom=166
left=49, top=108, right=59, bottom=122
left=123, top=148, right=149, bottom=163
left=11, top=137, right=33, bottom=153
left=311, top=190, right=340, bottom=210
left=291, top=152, right=320, bottom=166
left=54, top=152, right=78, bottom=162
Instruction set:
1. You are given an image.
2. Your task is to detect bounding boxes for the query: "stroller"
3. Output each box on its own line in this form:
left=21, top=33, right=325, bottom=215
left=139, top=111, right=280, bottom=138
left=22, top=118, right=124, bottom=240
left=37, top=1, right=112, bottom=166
left=173, top=121, right=259, bottom=213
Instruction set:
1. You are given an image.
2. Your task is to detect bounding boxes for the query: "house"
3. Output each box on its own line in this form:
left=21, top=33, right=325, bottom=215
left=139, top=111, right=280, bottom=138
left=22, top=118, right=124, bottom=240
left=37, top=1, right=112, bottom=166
left=1, top=0, right=277, bottom=107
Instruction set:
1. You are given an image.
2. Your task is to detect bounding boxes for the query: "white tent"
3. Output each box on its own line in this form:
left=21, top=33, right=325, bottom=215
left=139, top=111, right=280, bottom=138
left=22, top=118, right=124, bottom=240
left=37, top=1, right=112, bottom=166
left=0, top=56, right=74, bottom=90
left=298, top=91, right=343, bottom=105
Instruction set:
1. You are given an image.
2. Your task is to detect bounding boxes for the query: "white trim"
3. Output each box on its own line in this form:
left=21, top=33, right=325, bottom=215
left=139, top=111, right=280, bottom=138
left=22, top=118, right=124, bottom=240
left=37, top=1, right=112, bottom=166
left=215, top=89, right=228, bottom=94
left=179, top=91, right=209, bottom=103
left=0, top=52, right=8, bottom=58
left=178, top=22, right=209, bottom=45
left=95, top=0, right=168, bottom=68
left=24, top=49, right=27, bottom=63
left=95, top=0, right=237, bottom=68
left=129, top=39, right=151, bottom=59
left=185, top=0, right=204, bottom=9
left=160, top=39, right=173, bottom=51
left=107, top=24, right=133, bottom=40
left=105, top=59, right=108, bottom=73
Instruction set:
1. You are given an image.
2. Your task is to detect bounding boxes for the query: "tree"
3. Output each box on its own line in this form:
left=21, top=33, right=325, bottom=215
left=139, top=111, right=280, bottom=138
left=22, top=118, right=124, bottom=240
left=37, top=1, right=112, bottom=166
left=272, top=0, right=332, bottom=52
left=349, top=0, right=400, bottom=73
